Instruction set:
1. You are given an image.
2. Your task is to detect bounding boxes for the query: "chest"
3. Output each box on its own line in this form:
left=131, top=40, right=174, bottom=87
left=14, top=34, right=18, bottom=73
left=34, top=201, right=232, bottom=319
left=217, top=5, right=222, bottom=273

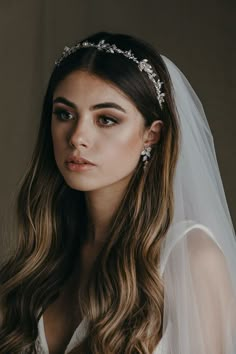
left=42, top=283, right=83, bottom=353
left=42, top=243, right=101, bottom=353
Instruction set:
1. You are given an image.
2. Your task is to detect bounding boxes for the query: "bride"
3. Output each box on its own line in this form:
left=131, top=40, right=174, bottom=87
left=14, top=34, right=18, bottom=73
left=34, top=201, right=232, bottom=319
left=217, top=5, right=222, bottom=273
left=0, top=31, right=236, bottom=353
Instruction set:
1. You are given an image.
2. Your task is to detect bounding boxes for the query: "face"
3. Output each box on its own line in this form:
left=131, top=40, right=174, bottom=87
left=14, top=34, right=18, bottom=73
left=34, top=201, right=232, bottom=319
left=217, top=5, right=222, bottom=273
left=51, top=70, right=149, bottom=193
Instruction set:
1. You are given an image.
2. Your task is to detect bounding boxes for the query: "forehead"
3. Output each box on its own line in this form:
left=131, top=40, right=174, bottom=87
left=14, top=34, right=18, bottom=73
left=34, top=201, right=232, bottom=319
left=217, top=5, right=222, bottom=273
left=53, top=70, right=139, bottom=114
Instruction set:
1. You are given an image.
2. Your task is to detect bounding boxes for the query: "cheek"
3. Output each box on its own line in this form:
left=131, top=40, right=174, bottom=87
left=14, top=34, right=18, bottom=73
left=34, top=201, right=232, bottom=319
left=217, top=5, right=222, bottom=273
left=51, top=126, right=66, bottom=166
left=103, top=128, right=143, bottom=167
left=51, top=124, right=66, bottom=150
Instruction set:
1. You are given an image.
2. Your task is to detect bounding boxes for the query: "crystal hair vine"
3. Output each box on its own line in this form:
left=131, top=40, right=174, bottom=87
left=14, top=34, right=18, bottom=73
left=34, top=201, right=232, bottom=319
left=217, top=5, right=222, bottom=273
left=55, top=39, right=165, bottom=109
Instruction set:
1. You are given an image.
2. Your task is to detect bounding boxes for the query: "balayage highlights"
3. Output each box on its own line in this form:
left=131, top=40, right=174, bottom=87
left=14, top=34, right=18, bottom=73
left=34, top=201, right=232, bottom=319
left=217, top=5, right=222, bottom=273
left=0, top=31, right=180, bottom=353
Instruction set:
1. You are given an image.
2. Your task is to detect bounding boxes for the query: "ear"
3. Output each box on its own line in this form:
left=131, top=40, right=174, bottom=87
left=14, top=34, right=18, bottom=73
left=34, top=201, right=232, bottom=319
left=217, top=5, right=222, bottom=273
left=143, top=120, right=163, bottom=146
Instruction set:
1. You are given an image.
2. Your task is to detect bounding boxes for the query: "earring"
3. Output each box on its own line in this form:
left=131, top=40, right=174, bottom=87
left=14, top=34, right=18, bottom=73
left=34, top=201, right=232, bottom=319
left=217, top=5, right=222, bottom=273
left=141, top=146, right=152, bottom=169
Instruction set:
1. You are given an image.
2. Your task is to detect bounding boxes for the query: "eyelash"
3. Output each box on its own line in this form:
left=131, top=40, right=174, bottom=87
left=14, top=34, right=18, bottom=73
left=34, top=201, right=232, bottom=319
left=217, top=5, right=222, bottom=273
left=52, top=109, right=118, bottom=128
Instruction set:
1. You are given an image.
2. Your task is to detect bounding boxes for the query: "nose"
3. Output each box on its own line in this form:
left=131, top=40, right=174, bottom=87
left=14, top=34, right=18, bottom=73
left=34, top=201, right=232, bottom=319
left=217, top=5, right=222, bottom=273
left=68, top=116, right=91, bottom=149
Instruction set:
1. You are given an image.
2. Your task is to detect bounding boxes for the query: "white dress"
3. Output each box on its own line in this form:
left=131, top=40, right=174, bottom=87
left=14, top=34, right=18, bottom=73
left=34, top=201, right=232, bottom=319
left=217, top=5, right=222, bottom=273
left=35, top=245, right=170, bottom=353
left=30, top=219, right=236, bottom=354
left=33, top=222, right=236, bottom=354
left=36, top=314, right=169, bottom=353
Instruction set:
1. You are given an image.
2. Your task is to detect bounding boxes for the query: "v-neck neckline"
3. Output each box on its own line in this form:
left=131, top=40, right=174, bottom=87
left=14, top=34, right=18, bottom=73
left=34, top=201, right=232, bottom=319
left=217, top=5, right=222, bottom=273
left=38, top=314, right=87, bottom=353
left=38, top=314, right=168, bottom=354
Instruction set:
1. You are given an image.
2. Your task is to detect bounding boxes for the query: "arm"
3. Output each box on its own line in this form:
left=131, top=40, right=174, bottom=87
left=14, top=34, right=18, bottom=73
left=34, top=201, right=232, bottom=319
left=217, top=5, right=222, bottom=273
left=162, top=226, right=236, bottom=354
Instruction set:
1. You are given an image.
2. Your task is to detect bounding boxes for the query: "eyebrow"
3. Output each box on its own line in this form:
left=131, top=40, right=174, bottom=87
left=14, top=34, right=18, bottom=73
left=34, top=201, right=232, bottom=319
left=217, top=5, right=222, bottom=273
left=53, top=96, right=127, bottom=113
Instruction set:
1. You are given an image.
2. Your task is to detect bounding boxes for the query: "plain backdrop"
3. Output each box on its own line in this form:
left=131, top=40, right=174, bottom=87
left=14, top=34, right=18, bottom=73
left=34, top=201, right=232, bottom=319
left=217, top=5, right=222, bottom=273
left=0, top=0, right=235, bottom=255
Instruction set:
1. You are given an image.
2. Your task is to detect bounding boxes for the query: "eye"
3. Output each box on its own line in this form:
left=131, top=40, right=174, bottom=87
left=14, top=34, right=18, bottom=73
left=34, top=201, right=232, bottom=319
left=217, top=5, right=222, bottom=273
left=98, top=115, right=118, bottom=127
left=53, top=108, right=74, bottom=121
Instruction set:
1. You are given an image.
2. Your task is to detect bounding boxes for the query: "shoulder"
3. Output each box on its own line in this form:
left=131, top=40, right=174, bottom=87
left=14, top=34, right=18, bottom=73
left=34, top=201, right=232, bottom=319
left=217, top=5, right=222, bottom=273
left=185, top=225, right=227, bottom=274
left=162, top=222, right=229, bottom=281
left=184, top=225, right=235, bottom=304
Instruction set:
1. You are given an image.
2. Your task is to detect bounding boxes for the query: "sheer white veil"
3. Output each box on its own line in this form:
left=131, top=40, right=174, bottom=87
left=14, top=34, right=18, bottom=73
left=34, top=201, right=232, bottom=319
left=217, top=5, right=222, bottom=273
left=157, top=55, right=236, bottom=353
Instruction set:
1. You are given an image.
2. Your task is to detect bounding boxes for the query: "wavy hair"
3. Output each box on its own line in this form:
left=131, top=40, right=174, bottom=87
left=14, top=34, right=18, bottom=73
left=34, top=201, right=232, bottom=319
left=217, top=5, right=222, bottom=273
left=0, top=31, right=180, bottom=353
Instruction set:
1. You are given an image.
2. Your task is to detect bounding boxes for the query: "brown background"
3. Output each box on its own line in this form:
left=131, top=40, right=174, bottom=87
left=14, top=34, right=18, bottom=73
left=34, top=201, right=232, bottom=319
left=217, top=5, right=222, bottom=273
left=0, top=0, right=235, bottom=255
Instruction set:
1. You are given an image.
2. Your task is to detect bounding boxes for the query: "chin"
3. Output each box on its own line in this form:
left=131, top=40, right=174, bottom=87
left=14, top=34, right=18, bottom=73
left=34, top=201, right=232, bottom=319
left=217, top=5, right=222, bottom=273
left=62, top=177, right=99, bottom=192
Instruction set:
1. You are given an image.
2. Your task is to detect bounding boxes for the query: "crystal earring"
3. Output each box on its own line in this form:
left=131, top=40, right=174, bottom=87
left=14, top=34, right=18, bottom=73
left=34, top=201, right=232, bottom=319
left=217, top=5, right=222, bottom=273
left=141, top=146, right=152, bottom=169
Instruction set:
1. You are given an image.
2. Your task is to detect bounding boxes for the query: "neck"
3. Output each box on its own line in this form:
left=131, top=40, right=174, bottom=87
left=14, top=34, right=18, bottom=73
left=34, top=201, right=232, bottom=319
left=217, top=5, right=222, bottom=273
left=84, top=179, right=130, bottom=245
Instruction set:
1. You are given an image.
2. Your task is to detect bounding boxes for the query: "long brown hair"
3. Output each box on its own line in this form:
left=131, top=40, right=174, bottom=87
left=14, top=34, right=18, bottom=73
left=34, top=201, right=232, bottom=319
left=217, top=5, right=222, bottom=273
left=0, top=31, right=180, bottom=353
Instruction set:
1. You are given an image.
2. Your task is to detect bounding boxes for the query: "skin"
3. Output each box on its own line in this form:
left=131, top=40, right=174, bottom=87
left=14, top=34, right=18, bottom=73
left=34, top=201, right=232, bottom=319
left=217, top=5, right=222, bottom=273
left=51, top=70, right=163, bottom=246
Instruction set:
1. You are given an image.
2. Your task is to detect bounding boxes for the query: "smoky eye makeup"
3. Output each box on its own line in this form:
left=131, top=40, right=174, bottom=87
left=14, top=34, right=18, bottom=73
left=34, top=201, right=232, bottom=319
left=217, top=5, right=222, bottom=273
left=52, top=96, right=127, bottom=128
left=97, top=115, right=119, bottom=127
left=52, top=106, right=75, bottom=121
left=52, top=105, right=121, bottom=128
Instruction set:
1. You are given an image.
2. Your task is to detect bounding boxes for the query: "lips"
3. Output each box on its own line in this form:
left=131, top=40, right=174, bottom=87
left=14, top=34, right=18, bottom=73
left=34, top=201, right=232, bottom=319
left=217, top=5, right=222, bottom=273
left=66, top=156, right=95, bottom=165
left=72, top=162, right=88, bottom=164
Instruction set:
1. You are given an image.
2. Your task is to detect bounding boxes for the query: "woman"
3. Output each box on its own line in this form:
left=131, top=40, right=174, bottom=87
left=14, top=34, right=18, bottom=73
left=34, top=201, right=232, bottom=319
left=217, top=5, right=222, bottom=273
left=0, top=31, right=235, bottom=353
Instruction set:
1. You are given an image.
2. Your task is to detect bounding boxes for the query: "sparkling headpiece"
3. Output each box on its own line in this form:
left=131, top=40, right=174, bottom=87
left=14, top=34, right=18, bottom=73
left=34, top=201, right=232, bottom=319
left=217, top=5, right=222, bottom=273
left=55, top=39, right=165, bottom=109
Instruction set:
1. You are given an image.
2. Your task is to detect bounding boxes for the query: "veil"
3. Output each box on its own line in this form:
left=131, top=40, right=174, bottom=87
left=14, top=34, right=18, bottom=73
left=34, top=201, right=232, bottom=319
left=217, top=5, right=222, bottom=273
left=156, top=55, right=236, bottom=353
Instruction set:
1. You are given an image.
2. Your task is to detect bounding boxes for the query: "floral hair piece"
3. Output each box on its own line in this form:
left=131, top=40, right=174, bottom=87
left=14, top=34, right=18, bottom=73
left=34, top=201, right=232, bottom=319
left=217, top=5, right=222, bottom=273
left=55, top=39, right=165, bottom=109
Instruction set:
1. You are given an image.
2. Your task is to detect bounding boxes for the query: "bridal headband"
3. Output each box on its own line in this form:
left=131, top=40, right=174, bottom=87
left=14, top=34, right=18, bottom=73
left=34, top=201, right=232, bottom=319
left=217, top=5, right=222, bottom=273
left=55, top=39, right=166, bottom=109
